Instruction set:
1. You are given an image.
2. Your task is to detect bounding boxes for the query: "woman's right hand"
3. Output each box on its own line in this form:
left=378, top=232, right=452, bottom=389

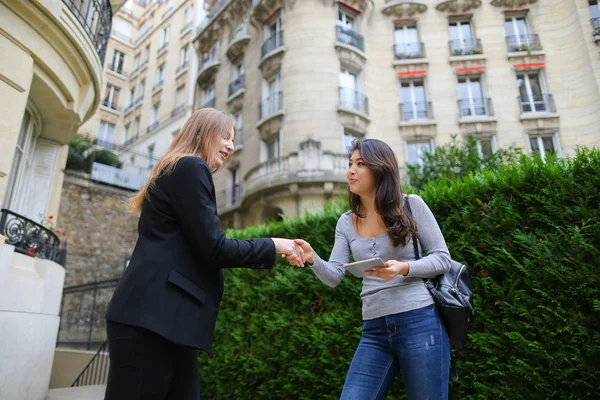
left=272, top=238, right=305, bottom=267
left=293, top=239, right=315, bottom=265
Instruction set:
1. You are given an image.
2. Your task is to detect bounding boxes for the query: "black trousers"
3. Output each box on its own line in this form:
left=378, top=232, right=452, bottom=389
left=104, top=321, right=200, bottom=400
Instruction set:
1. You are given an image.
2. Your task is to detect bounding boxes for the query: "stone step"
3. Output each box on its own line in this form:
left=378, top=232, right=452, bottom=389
left=46, top=385, right=106, bottom=400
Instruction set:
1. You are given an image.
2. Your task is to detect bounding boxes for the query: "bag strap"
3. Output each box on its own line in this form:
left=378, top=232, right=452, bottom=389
left=403, top=196, right=421, bottom=261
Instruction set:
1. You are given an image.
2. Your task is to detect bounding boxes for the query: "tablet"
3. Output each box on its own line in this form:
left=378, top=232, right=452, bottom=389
left=344, top=257, right=386, bottom=278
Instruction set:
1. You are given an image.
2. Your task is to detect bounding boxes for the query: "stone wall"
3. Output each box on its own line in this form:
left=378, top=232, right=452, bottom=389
left=58, top=172, right=139, bottom=286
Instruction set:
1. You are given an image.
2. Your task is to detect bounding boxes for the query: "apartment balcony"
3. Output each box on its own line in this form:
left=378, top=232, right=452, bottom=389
left=449, top=38, right=483, bottom=57
left=216, top=185, right=242, bottom=214
left=0, top=209, right=66, bottom=266
left=381, top=0, right=427, bottom=18
left=202, top=98, right=216, bottom=109
left=62, top=0, right=112, bottom=64
left=171, top=105, right=186, bottom=118
left=140, top=59, right=149, bottom=73
left=227, top=75, right=246, bottom=106
left=129, top=66, right=140, bottom=79
left=436, top=0, right=482, bottom=13
left=197, top=56, right=221, bottom=86
left=458, top=98, right=497, bottom=124
left=124, top=103, right=135, bottom=115
left=107, top=63, right=126, bottom=76
left=227, top=20, right=251, bottom=62
left=336, top=26, right=365, bottom=53
left=101, top=99, right=122, bottom=113
left=399, top=101, right=435, bottom=125
left=157, top=42, right=169, bottom=57
left=394, top=42, right=426, bottom=60
left=243, top=141, right=349, bottom=199
left=339, top=87, right=369, bottom=117
left=592, top=18, right=600, bottom=42
left=111, top=31, right=132, bottom=44
left=176, top=62, right=189, bottom=77
left=518, top=94, right=557, bottom=117
left=180, top=21, right=193, bottom=36
left=152, top=80, right=164, bottom=95
left=135, top=96, right=144, bottom=106
left=506, top=34, right=542, bottom=53
left=258, top=91, right=284, bottom=124
left=147, top=121, right=160, bottom=133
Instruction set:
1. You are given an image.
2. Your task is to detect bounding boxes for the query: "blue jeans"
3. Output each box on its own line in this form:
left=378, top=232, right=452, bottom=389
left=340, top=304, right=451, bottom=400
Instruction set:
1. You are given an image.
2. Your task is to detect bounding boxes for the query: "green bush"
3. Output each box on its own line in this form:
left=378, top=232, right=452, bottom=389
left=91, top=149, right=122, bottom=169
left=406, top=135, right=522, bottom=190
left=198, top=148, right=600, bottom=399
left=66, top=134, right=122, bottom=171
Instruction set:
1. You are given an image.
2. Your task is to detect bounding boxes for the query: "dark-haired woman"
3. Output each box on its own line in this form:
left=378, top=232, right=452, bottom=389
left=294, top=138, right=452, bottom=400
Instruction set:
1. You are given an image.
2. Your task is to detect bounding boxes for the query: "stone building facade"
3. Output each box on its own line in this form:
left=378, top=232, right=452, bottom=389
left=193, top=0, right=600, bottom=229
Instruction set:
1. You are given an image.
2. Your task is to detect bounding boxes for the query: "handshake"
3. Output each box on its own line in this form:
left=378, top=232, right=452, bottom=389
left=271, top=238, right=314, bottom=267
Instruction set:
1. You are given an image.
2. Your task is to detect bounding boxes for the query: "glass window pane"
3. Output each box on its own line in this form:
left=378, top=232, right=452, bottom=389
left=504, top=18, right=515, bottom=36
left=516, top=17, right=529, bottom=35
left=530, top=137, right=540, bottom=153
left=449, top=23, right=460, bottom=41
left=542, top=137, right=555, bottom=154
left=460, top=22, right=473, bottom=40
left=406, top=26, right=418, bottom=43
left=479, top=139, right=493, bottom=157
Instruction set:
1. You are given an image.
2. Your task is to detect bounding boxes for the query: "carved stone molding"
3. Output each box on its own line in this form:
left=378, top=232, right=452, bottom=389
left=435, top=0, right=482, bottom=13
left=381, top=1, right=427, bottom=18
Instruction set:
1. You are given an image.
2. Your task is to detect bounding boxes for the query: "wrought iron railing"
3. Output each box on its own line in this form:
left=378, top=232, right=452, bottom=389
left=259, top=91, right=283, bottom=120
left=71, top=340, right=110, bottom=387
left=592, top=17, right=600, bottom=36
left=58, top=279, right=120, bottom=350
left=202, top=98, right=216, bottom=109
left=152, top=81, right=164, bottom=93
left=124, top=103, right=134, bottom=114
left=157, top=42, right=169, bottom=55
left=101, top=99, right=121, bottom=111
left=339, top=87, right=369, bottom=115
left=230, top=20, right=249, bottom=42
left=107, top=63, right=125, bottom=75
left=200, top=54, right=220, bottom=71
left=147, top=121, right=160, bottom=133
left=458, top=97, right=494, bottom=118
left=228, top=75, right=245, bottom=96
left=261, top=31, right=284, bottom=58
left=61, top=0, right=112, bottom=64
left=399, top=101, right=434, bottom=121
left=0, top=209, right=66, bottom=266
left=336, top=26, right=364, bottom=52
left=506, top=34, right=542, bottom=52
left=176, top=62, right=189, bottom=75
left=449, top=38, right=483, bottom=56
left=518, top=93, right=556, bottom=114
left=394, top=42, right=426, bottom=59
left=181, top=21, right=193, bottom=34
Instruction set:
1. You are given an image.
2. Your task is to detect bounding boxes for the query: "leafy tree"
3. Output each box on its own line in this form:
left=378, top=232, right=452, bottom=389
left=406, top=135, right=522, bottom=189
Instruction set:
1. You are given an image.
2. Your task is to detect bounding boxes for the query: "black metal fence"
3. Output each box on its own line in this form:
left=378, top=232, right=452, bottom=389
left=506, top=34, right=542, bottom=52
left=393, top=42, right=426, bottom=59
left=449, top=38, right=483, bottom=56
left=259, top=91, right=283, bottom=120
left=72, top=340, right=110, bottom=387
left=0, top=209, right=66, bottom=266
left=336, top=26, right=365, bottom=52
left=261, top=30, right=284, bottom=58
left=57, top=279, right=120, bottom=350
left=399, top=101, right=434, bottom=121
left=229, top=75, right=245, bottom=96
left=62, top=0, right=112, bottom=64
left=339, top=87, right=369, bottom=115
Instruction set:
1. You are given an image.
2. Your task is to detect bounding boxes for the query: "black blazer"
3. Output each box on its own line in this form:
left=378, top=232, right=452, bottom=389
left=106, top=156, right=275, bottom=353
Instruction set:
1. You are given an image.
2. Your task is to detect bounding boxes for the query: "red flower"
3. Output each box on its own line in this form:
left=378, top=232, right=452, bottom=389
left=62, top=233, right=66, bottom=237
left=48, top=216, right=53, bottom=220
left=55, top=229, right=61, bottom=234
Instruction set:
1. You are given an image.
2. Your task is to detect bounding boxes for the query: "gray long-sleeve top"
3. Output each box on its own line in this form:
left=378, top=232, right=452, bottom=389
left=310, top=194, right=451, bottom=321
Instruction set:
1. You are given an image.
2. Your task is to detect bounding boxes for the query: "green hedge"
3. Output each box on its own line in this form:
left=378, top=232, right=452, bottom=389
left=197, top=149, right=600, bottom=399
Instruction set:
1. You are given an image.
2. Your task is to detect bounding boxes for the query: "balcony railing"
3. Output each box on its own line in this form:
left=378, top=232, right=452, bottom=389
left=202, top=98, right=216, bottom=109
left=157, top=42, right=169, bottom=55
left=171, top=105, right=186, bottom=118
left=400, top=101, right=434, bottom=121
left=519, top=93, right=556, bottom=114
left=506, top=34, right=542, bottom=52
left=216, top=185, right=241, bottom=212
left=0, top=209, right=66, bottom=266
left=152, top=81, right=164, bottom=93
left=124, top=103, right=134, bottom=114
left=449, top=38, right=483, bottom=56
left=336, top=26, right=365, bottom=52
left=176, top=62, right=189, bottom=75
left=259, top=91, right=283, bottom=120
left=101, top=99, right=121, bottom=111
left=107, top=63, right=125, bottom=75
left=111, top=31, right=131, bottom=43
left=129, top=66, right=140, bottom=78
left=394, top=42, right=426, bottom=59
left=181, top=21, right=193, bottom=34
left=135, top=96, right=144, bottom=105
left=230, top=20, right=249, bottom=43
left=592, top=17, right=600, bottom=36
left=61, top=0, right=112, bottom=64
left=91, top=162, right=150, bottom=191
left=261, top=31, right=284, bottom=58
left=458, top=97, right=494, bottom=118
left=339, top=87, right=369, bottom=115
left=228, top=75, right=245, bottom=96
left=147, top=121, right=160, bottom=133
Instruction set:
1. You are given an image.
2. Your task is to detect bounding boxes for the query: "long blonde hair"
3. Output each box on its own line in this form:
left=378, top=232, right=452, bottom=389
left=128, top=108, right=235, bottom=213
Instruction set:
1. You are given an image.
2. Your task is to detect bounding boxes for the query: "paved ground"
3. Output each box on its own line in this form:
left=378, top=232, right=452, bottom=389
left=46, top=385, right=106, bottom=400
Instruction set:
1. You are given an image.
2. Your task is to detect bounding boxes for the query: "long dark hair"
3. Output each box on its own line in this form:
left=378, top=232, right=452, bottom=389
left=348, top=138, right=417, bottom=247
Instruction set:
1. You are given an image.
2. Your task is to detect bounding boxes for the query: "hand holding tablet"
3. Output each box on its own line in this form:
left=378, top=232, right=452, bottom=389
left=343, top=257, right=386, bottom=278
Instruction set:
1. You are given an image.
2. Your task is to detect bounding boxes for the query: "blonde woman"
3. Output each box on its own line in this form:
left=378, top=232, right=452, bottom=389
left=104, top=109, right=304, bottom=400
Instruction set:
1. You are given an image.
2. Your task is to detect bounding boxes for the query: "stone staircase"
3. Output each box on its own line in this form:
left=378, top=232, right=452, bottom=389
left=46, top=385, right=106, bottom=400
